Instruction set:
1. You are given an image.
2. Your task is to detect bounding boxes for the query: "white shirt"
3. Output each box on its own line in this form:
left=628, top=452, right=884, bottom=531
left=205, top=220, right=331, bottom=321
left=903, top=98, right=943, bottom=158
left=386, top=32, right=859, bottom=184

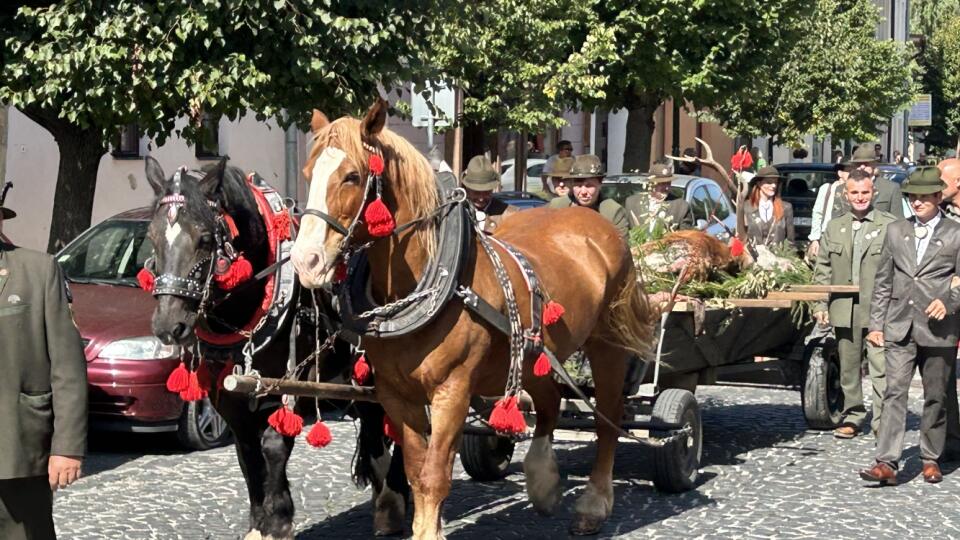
left=759, top=199, right=773, bottom=222
left=915, top=212, right=942, bottom=265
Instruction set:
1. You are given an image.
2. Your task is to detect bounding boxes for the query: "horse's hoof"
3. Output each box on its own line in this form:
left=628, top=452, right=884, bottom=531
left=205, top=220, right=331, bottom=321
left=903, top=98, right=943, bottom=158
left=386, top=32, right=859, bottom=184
left=243, top=530, right=263, bottom=540
left=569, top=514, right=606, bottom=536
left=373, top=525, right=405, bottom=537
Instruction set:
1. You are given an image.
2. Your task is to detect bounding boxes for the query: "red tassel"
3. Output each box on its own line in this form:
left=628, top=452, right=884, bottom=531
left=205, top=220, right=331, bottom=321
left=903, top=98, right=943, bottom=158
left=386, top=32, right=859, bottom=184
left=214, top=255, right=253, bottom=290
left=383, top=415, right=402, bottom=445
left=179, top=370, right=207, bottom=402
left=306, top=421, right=333, bottom=448
left=364, top=197, right=395, bottom=237
left=268, top=406, right=304, bottom=437
left=273, top=211, right=293, bottom=241
left=137, top=268, right=155, bottom=293
left=543, top=300, right=565, bottom=326
left=353, top=355, right=371, bottom=385
left=165, top=362, right=190, bottom=393
left=533, top=352, right=551, bottom=377
left=334, top=262, right=348, bottom=282
left=488, top=396, right=527, bottom=434
left=729, top=237, right=745, bottom=257
left=217, top=360, right=235, bottom=390
left=368, top=154, right=385, bottom=176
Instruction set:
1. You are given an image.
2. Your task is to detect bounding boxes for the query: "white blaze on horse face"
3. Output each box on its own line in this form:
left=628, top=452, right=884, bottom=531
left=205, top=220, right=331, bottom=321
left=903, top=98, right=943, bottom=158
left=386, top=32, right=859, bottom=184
left=165, top=221, right=182, bottom=248
left=301, top=146, right=347, bottom=270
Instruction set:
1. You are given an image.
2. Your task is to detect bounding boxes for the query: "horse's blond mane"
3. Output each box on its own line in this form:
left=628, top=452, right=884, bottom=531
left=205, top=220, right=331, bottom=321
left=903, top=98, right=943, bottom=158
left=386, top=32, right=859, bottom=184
left=307, top=117, right=439, bottom=257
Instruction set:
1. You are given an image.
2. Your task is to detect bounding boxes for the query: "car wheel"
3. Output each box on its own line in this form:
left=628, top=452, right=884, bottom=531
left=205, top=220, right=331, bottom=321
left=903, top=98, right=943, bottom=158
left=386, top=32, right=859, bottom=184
left=176, top=397, right=232, bottom=450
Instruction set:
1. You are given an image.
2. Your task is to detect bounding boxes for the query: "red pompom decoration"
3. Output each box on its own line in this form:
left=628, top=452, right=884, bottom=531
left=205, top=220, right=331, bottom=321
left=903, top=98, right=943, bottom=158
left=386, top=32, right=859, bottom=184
left=214, top=254, right=253, bottom=290
left=368, top=154, right=385, bottom=176
left=729, top=237, right=745, bottom=257
left=217, top=360, right=235, bottom=390
left=353, top=355, right=371, bottom=385
left=334, top=262, right=348, bottom=283
left=179, top=370, right=207, bottom=402
left=273, top=211, right=293, bottom=241
left=268, top=405, right=304, bottom=437
left=488, top=396, right=527, bottom=434
left=731, top=148, right=754, bottom=172
left=364, top=197, right=395, bottom=237
left=543, top=300, right=565, bottom=326
left=166, top=362, right=190, bottom=393
left=533, top=352, right=551, bottom=377
left=306, top=420, right=333, bottom=448
left=383, top=415, right=402, bottom=445
left=137, top=268, right=155, bottom=293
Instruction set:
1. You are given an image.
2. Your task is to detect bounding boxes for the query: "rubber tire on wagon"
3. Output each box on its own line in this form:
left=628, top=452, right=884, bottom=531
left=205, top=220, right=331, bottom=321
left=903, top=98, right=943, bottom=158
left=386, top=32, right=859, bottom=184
left=651, top=388, right=702, bottom=493
left=460, top=433, right=516, bottom=481
left=177, top=397, right=232, bottom=450
left=801, top=337, right=843, bottom=430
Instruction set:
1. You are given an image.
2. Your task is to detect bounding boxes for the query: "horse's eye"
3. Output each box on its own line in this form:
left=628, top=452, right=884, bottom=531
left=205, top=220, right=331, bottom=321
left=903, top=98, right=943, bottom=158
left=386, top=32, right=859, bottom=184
left=344, top=172, right=361, bottom=184
left=199, top=233, right=214, bottom=245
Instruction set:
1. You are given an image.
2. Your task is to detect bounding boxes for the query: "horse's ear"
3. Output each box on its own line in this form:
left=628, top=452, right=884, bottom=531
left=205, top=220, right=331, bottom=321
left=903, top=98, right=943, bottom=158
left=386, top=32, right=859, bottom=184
left=361, top=98, right=388, bottom=138
left=199, top=156, right=228, bottom=198
left=310, top=110, right=329, bottom=133
left=145, top=156, right=166, bottom=196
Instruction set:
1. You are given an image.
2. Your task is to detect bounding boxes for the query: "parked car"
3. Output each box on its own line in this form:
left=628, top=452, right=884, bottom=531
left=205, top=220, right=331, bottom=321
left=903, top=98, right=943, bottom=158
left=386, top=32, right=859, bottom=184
left=500, top=158, right=547, bottom=192
left=603, top=174, right=737, bottom=240
left=771, top=163, right=839, bottom=244
left=56, top=208, right=230, bottom=450
left=876, top=164, right=912, bottom=185
left=493, top=190, right=549, bottom=209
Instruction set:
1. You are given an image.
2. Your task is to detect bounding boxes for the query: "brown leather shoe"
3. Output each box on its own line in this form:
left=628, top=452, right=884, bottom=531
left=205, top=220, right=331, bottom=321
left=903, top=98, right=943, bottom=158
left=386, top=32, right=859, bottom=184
left=859, top=462, right=898, bottom=486
left=834, top=425, right=858, bottom=439
left=922, top=462, right=943, bottom=484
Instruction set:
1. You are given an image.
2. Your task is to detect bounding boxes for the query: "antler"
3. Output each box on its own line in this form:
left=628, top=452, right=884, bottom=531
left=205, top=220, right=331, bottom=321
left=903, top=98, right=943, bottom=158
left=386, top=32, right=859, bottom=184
left=666, top=137, right=748, bottom=238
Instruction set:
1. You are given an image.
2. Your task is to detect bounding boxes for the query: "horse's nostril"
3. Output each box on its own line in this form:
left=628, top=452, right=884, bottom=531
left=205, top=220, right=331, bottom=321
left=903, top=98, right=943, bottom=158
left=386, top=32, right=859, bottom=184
left=305, top=252, right=321, bottom=270
left=173, top=322, right=191, bottom=341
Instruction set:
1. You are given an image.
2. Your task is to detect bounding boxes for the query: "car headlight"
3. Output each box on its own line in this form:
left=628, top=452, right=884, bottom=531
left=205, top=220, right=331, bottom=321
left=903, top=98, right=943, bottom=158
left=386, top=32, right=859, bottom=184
left=99, top=337, right=180, bottom=360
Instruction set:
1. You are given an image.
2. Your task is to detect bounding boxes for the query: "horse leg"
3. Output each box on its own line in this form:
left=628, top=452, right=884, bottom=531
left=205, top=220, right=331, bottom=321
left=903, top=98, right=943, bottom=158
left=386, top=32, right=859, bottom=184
left=521, top=378, right=562, bottom=515
left=354, top=401, right=409, bottom=536
left=570, top=339, right=628, bottom=535
left=258, top=422, right=296, bottom=540
left=377, top=390, right=430, bottom=538
left=212, top=394, right=269, bottom=540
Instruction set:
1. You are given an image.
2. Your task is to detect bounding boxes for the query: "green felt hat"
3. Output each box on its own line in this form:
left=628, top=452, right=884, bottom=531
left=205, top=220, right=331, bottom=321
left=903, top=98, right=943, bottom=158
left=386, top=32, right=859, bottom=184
left=901, top=166, right=947, bottom=195
left=461, top=155, right=500, bottom=191
left=561, top=154, right=605, bottom=179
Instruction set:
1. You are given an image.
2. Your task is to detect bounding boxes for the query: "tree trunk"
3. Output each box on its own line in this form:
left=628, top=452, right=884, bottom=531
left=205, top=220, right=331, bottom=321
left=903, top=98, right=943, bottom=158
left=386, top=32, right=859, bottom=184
left=514, top=130, right=528, bottom=192
left=622, top=99, right=661, bottom=174
left=22, top=107, right=105, bottom=253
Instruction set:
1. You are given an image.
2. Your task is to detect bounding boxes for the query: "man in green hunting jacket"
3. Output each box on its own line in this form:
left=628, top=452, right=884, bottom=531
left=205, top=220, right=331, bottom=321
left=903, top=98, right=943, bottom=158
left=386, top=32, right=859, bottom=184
left=0, top=201, right=88, bottom=539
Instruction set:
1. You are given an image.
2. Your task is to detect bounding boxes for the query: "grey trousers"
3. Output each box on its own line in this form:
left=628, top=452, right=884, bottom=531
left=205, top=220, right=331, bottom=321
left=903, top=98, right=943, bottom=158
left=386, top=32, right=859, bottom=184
left=944, top=360, right=960, bottom=453
left=875, top=337, right=956, bottom=466
left=836, top=327, right=886, bottom=431
left=0, top=476, right=55, bottom=540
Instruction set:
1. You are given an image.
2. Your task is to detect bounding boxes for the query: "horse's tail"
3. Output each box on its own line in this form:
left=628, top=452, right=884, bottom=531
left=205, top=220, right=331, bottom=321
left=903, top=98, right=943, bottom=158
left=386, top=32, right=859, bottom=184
left=599, top=265, right=658, bottom=356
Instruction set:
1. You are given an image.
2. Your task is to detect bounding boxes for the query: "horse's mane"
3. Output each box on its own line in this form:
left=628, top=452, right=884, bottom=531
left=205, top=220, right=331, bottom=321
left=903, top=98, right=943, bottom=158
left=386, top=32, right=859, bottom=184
left=311, top=117, right=440, bottom=257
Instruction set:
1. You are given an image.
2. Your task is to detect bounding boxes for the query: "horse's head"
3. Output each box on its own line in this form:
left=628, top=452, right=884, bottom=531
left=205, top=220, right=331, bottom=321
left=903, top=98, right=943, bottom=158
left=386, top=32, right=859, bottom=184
left=144, top=156, right=227, bottom=345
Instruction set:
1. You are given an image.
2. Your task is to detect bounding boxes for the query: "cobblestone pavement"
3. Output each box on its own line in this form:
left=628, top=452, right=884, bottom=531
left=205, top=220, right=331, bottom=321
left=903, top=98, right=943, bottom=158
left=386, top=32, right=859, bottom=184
left=56, top=379, right=960, bottom=539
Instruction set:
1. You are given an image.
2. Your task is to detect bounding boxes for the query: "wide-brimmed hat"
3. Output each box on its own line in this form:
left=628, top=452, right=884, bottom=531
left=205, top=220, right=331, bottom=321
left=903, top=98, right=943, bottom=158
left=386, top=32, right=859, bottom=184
left=547, top=157, right=574, bottom=177
left=461, top=155, right=500, bottom=191
left=848, top=145, right=879, bottom=164
left=749, top=166, right=781, bottom=185
left=561, top=154, right=605, bottom=179
left=901, top=166, right=947, bottom=195
left=0, top=206, right=14, bottom=220
left=646, top=160, right=675, bottom=184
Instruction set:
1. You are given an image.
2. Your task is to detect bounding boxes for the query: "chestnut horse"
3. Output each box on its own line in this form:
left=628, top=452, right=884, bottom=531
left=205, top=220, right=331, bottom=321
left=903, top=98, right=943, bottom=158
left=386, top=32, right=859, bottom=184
left=290, top=100, right=656, bottom=539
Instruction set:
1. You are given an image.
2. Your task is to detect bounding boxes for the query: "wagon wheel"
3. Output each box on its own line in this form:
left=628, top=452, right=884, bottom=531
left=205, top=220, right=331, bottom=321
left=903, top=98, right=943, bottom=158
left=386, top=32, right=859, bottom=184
left=801, top=337, right=843, bottom=429
left=460, top=432, right=516, bottom=482
left=651, top=388, right=702, bottom=493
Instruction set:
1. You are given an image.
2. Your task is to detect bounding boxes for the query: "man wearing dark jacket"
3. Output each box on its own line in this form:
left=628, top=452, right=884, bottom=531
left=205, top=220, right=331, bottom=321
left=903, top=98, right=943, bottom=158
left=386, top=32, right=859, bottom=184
left=0, top=201, right=88, bottom=538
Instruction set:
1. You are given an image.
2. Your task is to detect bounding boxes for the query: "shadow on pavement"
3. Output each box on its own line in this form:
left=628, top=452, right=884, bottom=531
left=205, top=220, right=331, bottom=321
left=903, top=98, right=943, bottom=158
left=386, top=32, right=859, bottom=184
left=83, top=430, right=193, bottom=477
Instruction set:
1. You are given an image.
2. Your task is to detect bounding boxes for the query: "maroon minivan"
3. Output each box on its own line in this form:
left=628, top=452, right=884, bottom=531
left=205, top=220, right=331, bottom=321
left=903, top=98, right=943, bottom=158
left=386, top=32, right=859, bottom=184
left=56, top=208, right=230, bottom=450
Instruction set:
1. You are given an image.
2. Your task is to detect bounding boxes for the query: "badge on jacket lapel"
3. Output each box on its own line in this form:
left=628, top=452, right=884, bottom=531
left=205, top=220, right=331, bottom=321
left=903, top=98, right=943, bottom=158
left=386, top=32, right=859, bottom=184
left=7, top=294, right=20, bottom=304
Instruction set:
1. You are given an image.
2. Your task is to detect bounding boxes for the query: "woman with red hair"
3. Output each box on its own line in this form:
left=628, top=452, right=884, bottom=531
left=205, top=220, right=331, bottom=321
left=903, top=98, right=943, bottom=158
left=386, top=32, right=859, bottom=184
left=743, top=166, right=795, bottom=247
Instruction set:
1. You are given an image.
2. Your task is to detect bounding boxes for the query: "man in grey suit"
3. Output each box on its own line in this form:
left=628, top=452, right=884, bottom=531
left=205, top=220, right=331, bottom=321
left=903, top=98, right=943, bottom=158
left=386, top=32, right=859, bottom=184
left=860, top=167, right=960, bottom=485
left=0, top=201, right=88, bottom=538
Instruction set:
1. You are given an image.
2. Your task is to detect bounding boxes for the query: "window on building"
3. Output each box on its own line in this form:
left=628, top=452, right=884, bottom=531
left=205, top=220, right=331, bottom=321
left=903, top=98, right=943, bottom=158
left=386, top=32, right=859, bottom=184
left=195, top=113, right=220, bottom=159
left=111, top=123, right=141, bottom=158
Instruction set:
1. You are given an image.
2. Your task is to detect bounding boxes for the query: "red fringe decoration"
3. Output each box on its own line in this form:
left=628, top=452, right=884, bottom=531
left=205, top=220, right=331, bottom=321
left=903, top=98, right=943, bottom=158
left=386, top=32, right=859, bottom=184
left=137, top=268, right=155, bottom=293
left=179, top=370, right=207, bottom=402
left=268, top=406, right=304, bottom=437
left=273, top=211, right=293, bottom=241
left=533, top=352, right=551, bottom=377
left=368, top=154, right=385, bottom=176
left=217, top=360, right=235, bottom=390
left=488, top=396, right=526, bottom=434
left=543, top=300, right=565, bottom=326
left=165, top=362, right=189, bottom=393
left=353, top=355, right=371, bottom=385
left=306, top=421, right=333, bottom=448
left=383, top=415, right=402, bottom=445
left=729, top=237, right=745, bottom=257
left=214, top=255, right=253, bottom=290
left=334, top=262, right=348, bottom=283
left=364, top=197, right=395, bottom=237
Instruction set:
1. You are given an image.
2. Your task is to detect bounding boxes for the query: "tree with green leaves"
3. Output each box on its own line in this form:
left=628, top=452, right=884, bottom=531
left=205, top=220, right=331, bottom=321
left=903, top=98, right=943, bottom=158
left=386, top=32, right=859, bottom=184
left=1, top=1, right=439, bottom=252
left=928, top=15, right=960, bottom=152
left=708, top=0, right=919, bottom=147
left=585, top=0, right=807, bottom=172
left=911, top=0, right=960, bottom=38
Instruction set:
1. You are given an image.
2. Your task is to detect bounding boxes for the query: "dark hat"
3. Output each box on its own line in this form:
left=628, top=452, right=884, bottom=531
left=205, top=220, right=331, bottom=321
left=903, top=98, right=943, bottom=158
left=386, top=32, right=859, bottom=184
left=849, top=145, right=879, bottom=164
left=0, top=182, right=13, bottom=219
left=646, top=160, right=675, bottom=184
left=561, top=154, right=605, bottom=179
left=901, top=166, right=947, bottom=195
left=749, top=166, right=782, bottom=184
left=547, top=156, right=574, bottom=177
left=461, top=155, right=500, bottom=191
left=0, top=207, right=14, bottom=220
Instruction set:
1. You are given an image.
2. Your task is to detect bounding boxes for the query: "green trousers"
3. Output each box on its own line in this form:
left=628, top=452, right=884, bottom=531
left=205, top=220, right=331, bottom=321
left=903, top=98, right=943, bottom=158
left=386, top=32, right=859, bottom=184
left=0, top=476, right=55, bottom=540
left=837, top=326, right=886, bottom=432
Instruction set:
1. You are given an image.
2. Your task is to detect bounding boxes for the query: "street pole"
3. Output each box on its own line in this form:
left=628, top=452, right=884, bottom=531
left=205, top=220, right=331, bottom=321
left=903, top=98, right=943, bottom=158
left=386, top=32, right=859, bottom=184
left=452, top=87, right=463, bottom=177
left=283, top=121, right=298, bottom=203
